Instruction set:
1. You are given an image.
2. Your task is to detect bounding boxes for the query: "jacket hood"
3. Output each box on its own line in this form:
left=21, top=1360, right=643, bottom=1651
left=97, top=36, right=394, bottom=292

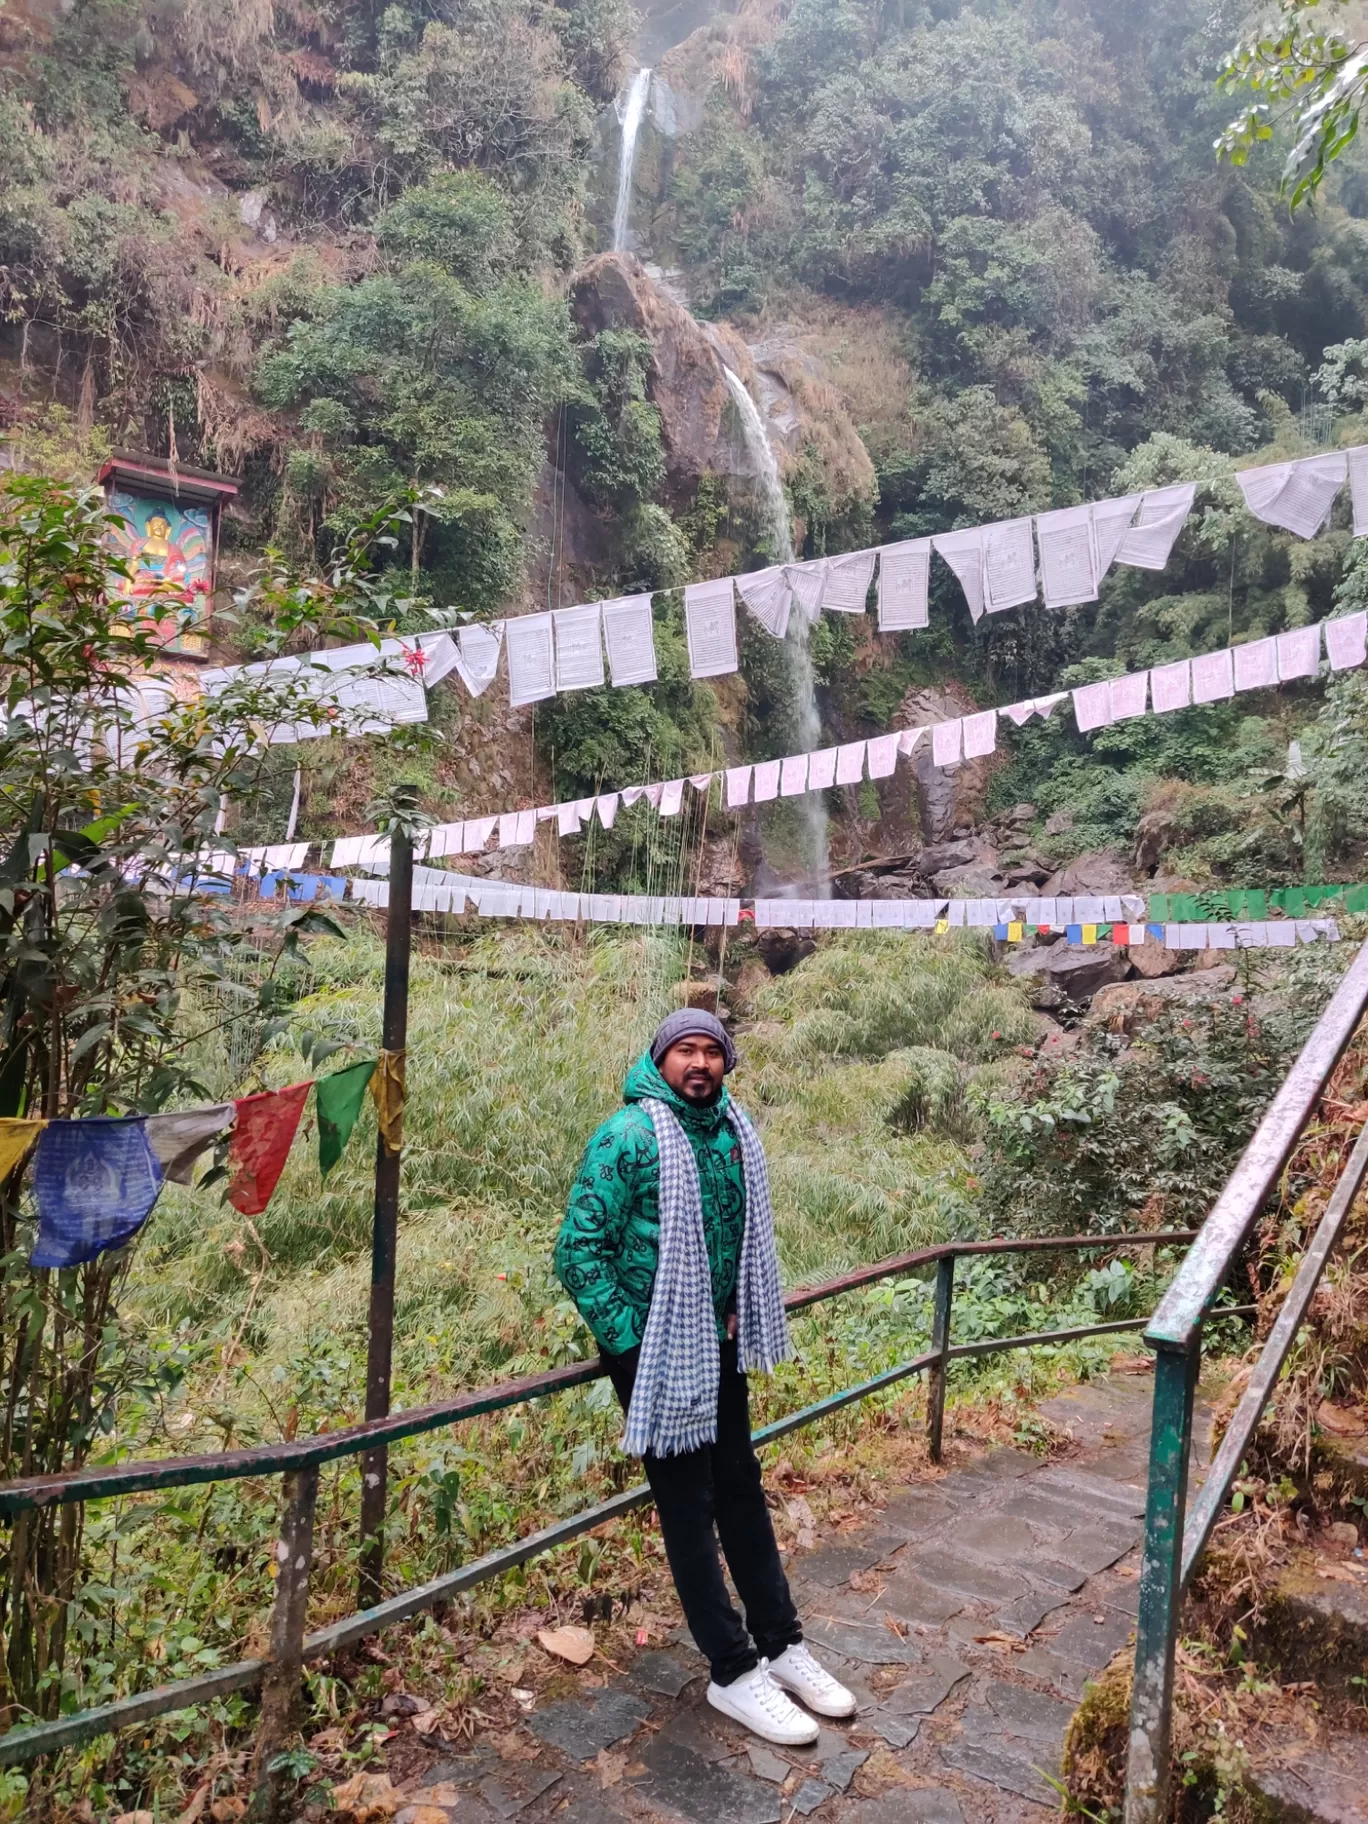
left=623, top=1052, right=731, bottom=1130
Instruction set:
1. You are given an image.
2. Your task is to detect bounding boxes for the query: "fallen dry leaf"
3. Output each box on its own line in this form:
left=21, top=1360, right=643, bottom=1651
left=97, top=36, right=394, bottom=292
left=852, top=1748, right=918, bottom=1797
left=597, top=1749, right=627, bottom=1788
left=1317, top=1563, right=1364, bottom=1584
left=400, top=1788, right=461, bottom=1809
left=208, top=1803, right=245, bottom=1824
left=1110, top=1354, right=1153, bottom=1374
left=114, top=1813, right=156, bottom=1824
left=492, top=1729, right=542, bottom=1763
left=411, top=1709, right=443, bottom=1737
left=511, top=1687, right=535, bottom=1711
left=537, top=1624, right=595, bottom=1666
left=330, top=1771, right=398, bottom=1822
left=395, top=1809, right=449, bottom=1824
left=1317, top=1401, right=1368, bottom=1437
left=784, top=1494, right=817, bottom=1551
left=972, top=1631, right=1025, bottom=1649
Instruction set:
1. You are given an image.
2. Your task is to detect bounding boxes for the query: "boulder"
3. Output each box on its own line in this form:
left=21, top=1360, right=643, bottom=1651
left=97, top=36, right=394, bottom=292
left=896, top=685, right=1000, bottom=840
left=1087, top=968, right=1239, bottom=1032
left=933, top=864, right=1008, bottom=898
left=1007, top=940, right=1129, bottom=1008
left=1043, top=849, right=1138, bottom=897
left=755, top=928, right=816, bottom=975
left=1129, top=940, right=1183, bottom=979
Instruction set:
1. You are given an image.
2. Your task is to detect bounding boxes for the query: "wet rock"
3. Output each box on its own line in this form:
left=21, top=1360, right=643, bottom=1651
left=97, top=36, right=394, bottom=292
left=1129, top=938, right=1183, bottom=979
left=1042, top=849, right=1137, bottom=898
left=527, top=1689, right=649, bottom=1758
left=1086, top=968, right=1238, bottom=1030
left=755, top=928, right=816, bottom=975
left=633, top=1734, right=783, bottom=1824
left=1007, top=940, right=1129, bottom=1006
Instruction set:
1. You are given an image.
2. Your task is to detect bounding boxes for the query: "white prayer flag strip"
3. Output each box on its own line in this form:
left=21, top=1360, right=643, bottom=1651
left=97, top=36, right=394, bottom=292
left=984, top=518, right=1038, bottom=613
left=659, top=779, right=684, bottom=816
left=1191, top=647, right=1234, bottom=704
left=876, top=540, right=932, bottom=630
left=505, top=613, right=556, bottom=708
left=836, top=741, right=867, bottom=785
left=822, top=549, right=877, bottom=613
left=726, top=765, right=752, bottom=809
left=961, top=709, right=998, bottom=758
left=685, top=579, right=739, bottom=678
left=1092, top=494, right=1143, bottom=574
left=601, top=594, right=658, bottom=686
left=737, top=567, right=792, bottom=639
left=1350, top=446, right=1368, bottom=537
left=597, top=792, right=620, bottom=829
left=1036, top=505, right=1099, bottom=608
left=453, top=622, right=504, bottom=698
left=1110, top=671, right=1148, bottom=721
left=866, top=733, right=899, bottom=778
left=1326, top=610, right=1368, bottom=671
left=1117, top=483, right=1196, bottom=571
left=1237, top=452, right=1347, bottom=539
left=1276, top=623, right=1321, bottom=681
left=552, top=603, right=605, bottom=693
left=785, top=559, right=828, bottom=618
left=808, top=748, right=838, bottom=789
left=932, top=528, right=986, bottom=622
left=931, top=719, right=963, bottom=768
left=780, top=754, right=809, bottom=796
left=1233, top=636, right=1277, bottom=693
left=752, top=759, right=781, bottom=803
left=1150, top=658, right=1191, bottom=713
left=1072, top=680, right=1112, bottom=733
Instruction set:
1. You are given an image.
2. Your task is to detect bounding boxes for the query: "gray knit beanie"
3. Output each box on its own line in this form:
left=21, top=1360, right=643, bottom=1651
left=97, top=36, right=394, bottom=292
left=649, top=1008, right=737, bottom=1074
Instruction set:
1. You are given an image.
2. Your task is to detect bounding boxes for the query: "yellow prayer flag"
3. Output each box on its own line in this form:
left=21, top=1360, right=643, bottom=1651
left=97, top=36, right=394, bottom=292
left=370, top=1048, right=406, bottom=1156
left=935, top=919, right=948, bottom=935
left=1081, top=923, right=1098, bottom=945
left=0, top=1118, right=45, bottom=1183
left=1007, top=922, right=1023, bottom=943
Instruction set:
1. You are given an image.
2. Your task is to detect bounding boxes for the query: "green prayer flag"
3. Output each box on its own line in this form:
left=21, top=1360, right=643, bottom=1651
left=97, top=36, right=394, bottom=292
left=1149, top=894, right=1169, bottom=921
left=1346, top=885, right=1368, bottom=914
left=1283, top=888, right=1308, bottom=917
left=315, top=1060, right=377, bottom=1178
left=1243, top=890, right=1268, bottom=920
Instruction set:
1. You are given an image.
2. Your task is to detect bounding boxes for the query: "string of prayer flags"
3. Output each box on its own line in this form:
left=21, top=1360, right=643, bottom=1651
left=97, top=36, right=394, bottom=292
left=684, top=579, right=739, bottom=678
left=145, top=1104, right=233, bottom=1184
left=1237, top=451, right=1347, bottom=539
left=371, top=1049, right=406, bottom=1157
left=228, top=1081, right=312, bottom=1216
left=0, top=1117, right=44, bottom=1183
left=505, top=613, right=556, bottom=709
left=31, top=1116, right=165, bottom=1269
left=601, top=594, right=658, bottom=686
left=316, top=1060, right=377, bottom=1177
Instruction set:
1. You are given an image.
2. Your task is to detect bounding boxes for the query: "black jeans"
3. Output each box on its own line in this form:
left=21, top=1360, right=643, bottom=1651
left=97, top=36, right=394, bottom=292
left=605, top=1335, right=803, bottom=1686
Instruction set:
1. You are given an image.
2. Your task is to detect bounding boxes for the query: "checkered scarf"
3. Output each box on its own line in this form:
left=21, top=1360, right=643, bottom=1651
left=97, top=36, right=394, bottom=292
left=622, top=1098, right=790, bottom=1458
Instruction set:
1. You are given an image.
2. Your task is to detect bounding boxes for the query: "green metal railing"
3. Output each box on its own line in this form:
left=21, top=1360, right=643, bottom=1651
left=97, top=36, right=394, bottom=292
left=0, top=1228, right=1208, bottom=1812
left=1123, top=936, right=1368, bottom=1824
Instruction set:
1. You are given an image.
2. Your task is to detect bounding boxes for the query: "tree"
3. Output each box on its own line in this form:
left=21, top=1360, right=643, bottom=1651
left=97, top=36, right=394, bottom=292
left=0, top=478, right=407, bottom=1723
left=1218, top=0, right=1368, bottom=207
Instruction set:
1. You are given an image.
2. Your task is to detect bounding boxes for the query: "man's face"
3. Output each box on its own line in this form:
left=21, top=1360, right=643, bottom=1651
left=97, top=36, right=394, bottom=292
left=659, top=1034, right=727, bottom=1105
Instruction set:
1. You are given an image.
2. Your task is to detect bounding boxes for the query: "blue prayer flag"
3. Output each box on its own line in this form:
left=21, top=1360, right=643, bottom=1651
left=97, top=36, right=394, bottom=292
left=1066, top=923, right=1082, bottom=944
left=30, top=1117, right=165, bottom=1269
left=993, top=923, right=1009, bottom=939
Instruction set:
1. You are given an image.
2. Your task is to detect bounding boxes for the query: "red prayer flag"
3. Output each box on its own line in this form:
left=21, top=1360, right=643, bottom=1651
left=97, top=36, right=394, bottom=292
left=228, top=1081, right=312, bottom=1215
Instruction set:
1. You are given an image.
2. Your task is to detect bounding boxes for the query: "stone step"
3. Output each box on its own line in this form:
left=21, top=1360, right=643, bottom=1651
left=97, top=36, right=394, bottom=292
left=1251, top=1548, right=1368, bottom=1700
left=1242, top=1729, right=1368, bottom=1821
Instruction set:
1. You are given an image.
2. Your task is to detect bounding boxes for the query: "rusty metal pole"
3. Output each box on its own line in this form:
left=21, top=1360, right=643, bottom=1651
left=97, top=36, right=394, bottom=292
left=358, top=792, right=415, bottom=1608
left=250, top=1466, right=320, bottom=1821
left=926, top=1253, right=955, bottom=1465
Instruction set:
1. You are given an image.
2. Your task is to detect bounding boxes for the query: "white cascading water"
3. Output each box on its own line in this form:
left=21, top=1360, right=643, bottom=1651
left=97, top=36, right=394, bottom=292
left=613, top=68, right=653, bottom=253
left=722, top=367, right=829, bottom=886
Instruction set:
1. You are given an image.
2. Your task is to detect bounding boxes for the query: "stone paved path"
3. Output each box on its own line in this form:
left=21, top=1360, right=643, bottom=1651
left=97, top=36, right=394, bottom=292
left=395, top=1374, right=1206, bottom=1824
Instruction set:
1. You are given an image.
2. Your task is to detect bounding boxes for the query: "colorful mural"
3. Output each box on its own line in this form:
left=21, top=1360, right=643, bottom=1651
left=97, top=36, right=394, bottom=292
left=107, top=489, right=214, bottom=656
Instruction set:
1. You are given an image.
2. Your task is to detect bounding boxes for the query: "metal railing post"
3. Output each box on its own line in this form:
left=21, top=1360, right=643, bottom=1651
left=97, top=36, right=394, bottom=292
left=1124, top=1341, right=1200, bottom=1824
left=359, top=792, right=415, bottom=1608
left=250, top=1466, right=320, bottom=1821
left=926, top=1252, right=955, bottom=1464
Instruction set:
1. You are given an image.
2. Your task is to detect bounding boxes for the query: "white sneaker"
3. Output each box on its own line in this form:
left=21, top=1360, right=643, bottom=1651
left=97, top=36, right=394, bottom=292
left=706, top=1664, right=820, bottom=1745
left=766, top=1641, right=858, bottom=1718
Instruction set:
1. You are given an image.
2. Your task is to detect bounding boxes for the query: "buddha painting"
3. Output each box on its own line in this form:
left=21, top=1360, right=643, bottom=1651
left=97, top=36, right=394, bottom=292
left=107, top=490, right=213, bottom=654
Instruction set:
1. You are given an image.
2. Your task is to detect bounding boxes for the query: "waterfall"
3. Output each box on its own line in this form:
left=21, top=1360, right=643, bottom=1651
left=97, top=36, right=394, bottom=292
left=613, top=68, right=652, bottom=253
left=721, top=367, right=829, bottom=886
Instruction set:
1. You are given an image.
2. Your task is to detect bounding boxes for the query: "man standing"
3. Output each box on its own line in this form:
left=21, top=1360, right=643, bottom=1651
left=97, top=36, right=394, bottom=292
left=555, top=1009, right=855, bottom=1745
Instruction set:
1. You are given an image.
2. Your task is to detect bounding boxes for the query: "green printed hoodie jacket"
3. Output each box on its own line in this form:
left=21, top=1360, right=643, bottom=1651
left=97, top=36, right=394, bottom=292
left=554, top=1054, right=747, bottom=1355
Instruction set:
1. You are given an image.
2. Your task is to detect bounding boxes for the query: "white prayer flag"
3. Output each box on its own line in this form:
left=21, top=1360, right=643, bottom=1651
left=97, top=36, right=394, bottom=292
left=726, top=765, right=753, bottom=809
left=466, top=814, right=497, bottom=849
left=785, top=559, right=829, bottom=618
left=1191, top=647, right=1235, bottom=704
left=822, top=549, right=877, bottom=613
left=1237, top=451, right=1346, bottom=538
left=836, top=741, right=867, bottom=785
left=984, top=518, right=1037, bottom=613
left=931, top=719, right=963, bottom=768
left=1326, top=610, right=1368, bottom=671
left=1036, top=505, right=1098, bottom=608
left=552, top=604, right=605, bottom=692
left=659, top=779, right=684, bottom=816
left=689, top=772, right=715, bottom=792
left=933, top=528, right=986, bottom=622
left=1266, top=920, right=1296, bottom=948
left=514, top=809, right=536, bottom=846
left=1035, top=691, right=1069, bottom=718
left=453, top=622, right=504, bottom=698
left=1276, top=623, right=1321, bottom=681
left=752, top=759, right=781, bottom=802
left=1232, top=637, right=1277, bottom=693
left=737, top=566, right=793, bottom=639
left=1001, top=701, right=1034, bottom=727
left=898, top=726, right=927, bottom=755
left=1150, top=658, right=1192, bottom=713
left=505, top=612, right=556, bottom=708
left=425, top=821, right=468, bottom=859
left=780, top=754, right=809, bottom=796
left=962, top=709, right=998, bottom=759
left=1110, top=672, right=1149, bottom=721
left=574, top=796, right=597, bottom=825
left=1349, top=445, right=1368, bottom=536
left=808, top=748, right=838, bottom=789
left=556, top=802, right=581, bottom=837
left=866, top=733, right=899, bottom=778
left=620, top=786, right=645, bottom=806
left=876, top=540, right=932, bottom=630
left=597, top=792, right=620, bottom=829
left=1072, top=681, right=1112, bottom=732
left=946, top=900, right=966, bottom=927
left=1117, top=483, right=1196, bottom=571
left=601, top=594, right=658, bottom=686
left=685, top=578, right=739, bottom=678
left=1092, top=494, right=1143, bottom=574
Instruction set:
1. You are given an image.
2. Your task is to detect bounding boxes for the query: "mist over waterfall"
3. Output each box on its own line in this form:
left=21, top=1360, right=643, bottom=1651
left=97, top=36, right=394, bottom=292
left=613, top=69, right=652, bottom=253
left=722, top=368, right=829, bottom=888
